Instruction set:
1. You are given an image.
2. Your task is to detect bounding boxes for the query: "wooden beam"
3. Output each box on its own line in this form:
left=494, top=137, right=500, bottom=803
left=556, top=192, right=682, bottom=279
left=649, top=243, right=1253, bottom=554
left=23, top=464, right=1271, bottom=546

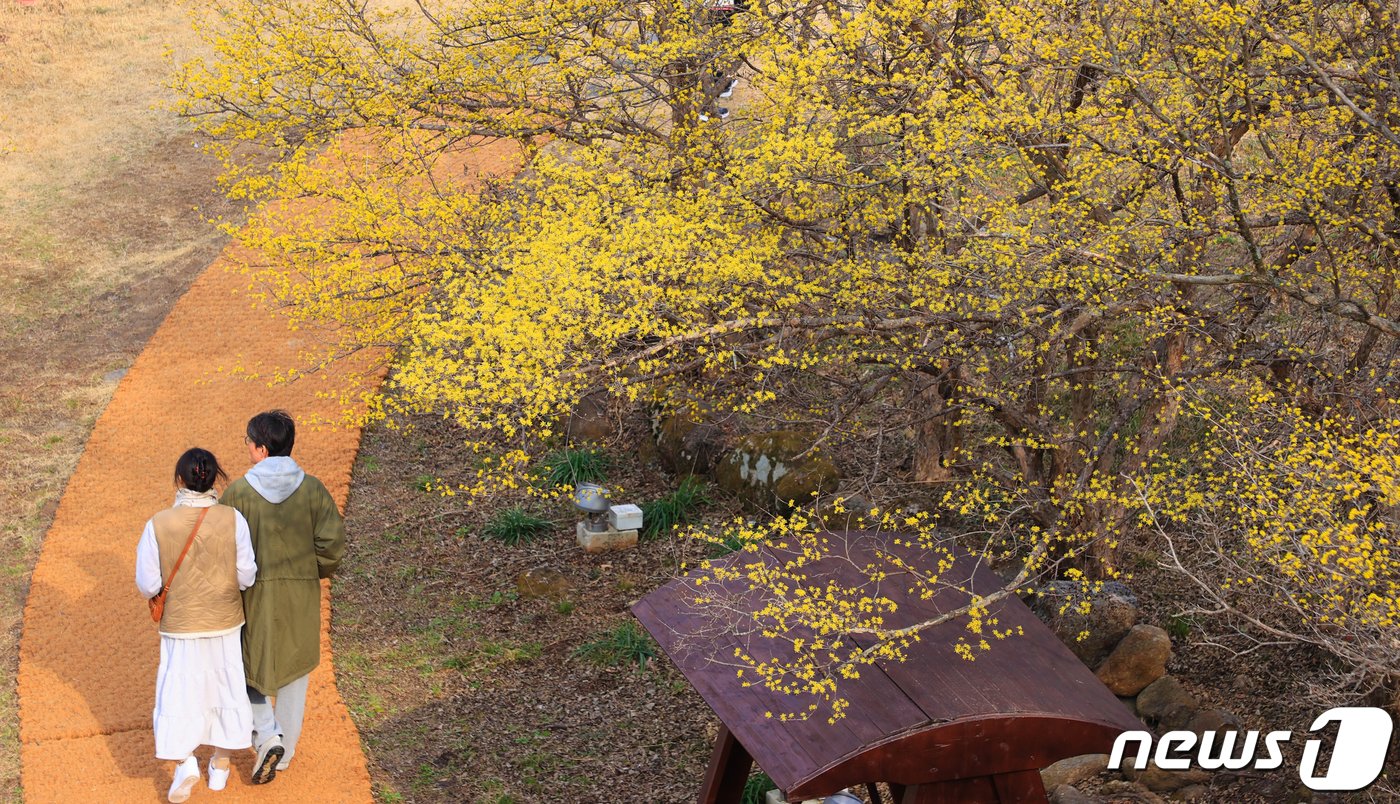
left=991, top=769, right=1047, bottom=802
left=698, top=723, right=754, bottom=804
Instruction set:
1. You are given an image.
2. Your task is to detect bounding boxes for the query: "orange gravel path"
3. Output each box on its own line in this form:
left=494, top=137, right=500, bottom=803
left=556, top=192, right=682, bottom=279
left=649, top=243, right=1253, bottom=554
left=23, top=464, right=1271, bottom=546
left=18, top=138, right=522, bottom=801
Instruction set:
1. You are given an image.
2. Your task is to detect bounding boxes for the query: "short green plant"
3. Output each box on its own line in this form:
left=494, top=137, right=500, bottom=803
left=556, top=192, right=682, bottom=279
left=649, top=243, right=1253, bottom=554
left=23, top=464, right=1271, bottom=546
left=741, top=772, right=777, bottom=804
left=464, top=589, right=519, bottom=610
left=641, top=476, right=711, bottom=540
left=412, top=763, right=440, bottom=791
left=482, top=507, right=553, bottom=545
left=1166, top=613, right=1196, bottom=641
left=555, top=600, right=575, bottom=615
left=573, top=621, right=658, bottom=670
left=482, top=640, right=542, bottom=663
left=413, top=473, right=434, bottom=492
left=709, top=532, right=761, bottom=557
left=444, top=640, right=541, bottom=673
left=538, top=447, right=610, bottom=487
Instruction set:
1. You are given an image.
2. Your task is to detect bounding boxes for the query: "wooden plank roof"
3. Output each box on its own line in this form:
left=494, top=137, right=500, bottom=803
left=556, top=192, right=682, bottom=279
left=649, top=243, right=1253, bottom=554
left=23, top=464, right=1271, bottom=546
left=632, top=530, right=1141, bottom=798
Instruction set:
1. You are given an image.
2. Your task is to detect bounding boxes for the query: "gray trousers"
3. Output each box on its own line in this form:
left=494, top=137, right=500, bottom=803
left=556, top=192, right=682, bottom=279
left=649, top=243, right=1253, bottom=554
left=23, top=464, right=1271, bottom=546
left=248, top=673, right=310, bottom=766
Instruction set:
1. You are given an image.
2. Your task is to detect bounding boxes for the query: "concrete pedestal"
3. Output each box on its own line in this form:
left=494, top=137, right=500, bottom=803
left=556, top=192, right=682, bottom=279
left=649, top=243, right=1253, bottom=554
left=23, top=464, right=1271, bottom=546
left=577, top=522, right=638, bottom=553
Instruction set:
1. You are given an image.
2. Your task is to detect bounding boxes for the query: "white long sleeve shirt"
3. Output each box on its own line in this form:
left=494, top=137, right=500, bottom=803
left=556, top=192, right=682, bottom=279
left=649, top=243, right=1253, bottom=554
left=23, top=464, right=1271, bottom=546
left=136, top=500, right=257, bottom=638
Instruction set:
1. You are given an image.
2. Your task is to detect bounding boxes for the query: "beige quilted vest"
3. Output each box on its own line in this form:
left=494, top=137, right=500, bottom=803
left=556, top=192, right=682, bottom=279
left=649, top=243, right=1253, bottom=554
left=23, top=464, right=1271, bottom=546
left=153, top=504, right=244, bottom=635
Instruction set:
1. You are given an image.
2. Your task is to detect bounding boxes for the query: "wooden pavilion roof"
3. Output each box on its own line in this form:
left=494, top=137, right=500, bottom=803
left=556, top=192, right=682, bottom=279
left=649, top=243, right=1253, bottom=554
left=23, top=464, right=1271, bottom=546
left=632, top=530, right=1142, bottom=800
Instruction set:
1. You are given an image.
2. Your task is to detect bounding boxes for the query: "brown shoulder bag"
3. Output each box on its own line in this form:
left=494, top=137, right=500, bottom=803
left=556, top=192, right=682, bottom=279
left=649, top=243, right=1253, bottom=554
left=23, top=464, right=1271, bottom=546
left=148, top=508, right=209, bottom=624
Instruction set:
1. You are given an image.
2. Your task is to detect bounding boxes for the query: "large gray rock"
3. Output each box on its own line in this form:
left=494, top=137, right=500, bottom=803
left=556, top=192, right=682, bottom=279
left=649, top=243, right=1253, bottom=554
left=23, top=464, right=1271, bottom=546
left=653, top=413, right=728, bottom=474
left=1096, top=625, right=1172, bottom=695
left=1186, top=708, right=1243, bottom=736
left=1135, top=676, right=1198, bottom=728
left=1042, top=754, right=1109, bottom=790
left=813, top=493, right=874, bottom=530
left=1099, top=780, right=1166, bottom=802
left=566, top=392, right=614, bottom=444
left=714, top=431, right=840, bottom=511
left=1050, top=785, right=1096, bottom=804
left=1035, top=581, right=1141, bottom=666
left=1122, top=762, right=1212, bottom=792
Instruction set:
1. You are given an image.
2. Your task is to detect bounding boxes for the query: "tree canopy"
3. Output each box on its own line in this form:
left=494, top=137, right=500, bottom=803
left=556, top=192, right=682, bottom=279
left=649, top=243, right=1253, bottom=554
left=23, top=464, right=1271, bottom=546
left=179, top=0, right=1400, bottom=712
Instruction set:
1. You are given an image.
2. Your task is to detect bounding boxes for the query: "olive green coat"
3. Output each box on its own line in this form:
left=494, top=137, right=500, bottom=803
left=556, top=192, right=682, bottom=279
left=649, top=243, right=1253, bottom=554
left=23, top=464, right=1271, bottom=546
left=222, top=474, right=345, bottom=694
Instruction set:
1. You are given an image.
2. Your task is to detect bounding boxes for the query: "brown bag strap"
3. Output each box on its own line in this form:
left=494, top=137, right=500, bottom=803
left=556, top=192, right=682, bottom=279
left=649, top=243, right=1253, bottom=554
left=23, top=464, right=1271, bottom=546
left=160, top=508, right=209, bottom=597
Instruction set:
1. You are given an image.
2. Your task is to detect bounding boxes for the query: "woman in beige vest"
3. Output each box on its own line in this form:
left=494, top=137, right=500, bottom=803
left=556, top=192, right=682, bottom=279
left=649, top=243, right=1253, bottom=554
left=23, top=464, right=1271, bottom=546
left=135, top=448, right=258, bottom=802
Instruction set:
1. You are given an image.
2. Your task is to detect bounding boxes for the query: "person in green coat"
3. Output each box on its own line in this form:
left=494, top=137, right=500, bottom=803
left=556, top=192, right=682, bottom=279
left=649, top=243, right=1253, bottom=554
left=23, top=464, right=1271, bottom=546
left=221, top=409, right=345, bottom=784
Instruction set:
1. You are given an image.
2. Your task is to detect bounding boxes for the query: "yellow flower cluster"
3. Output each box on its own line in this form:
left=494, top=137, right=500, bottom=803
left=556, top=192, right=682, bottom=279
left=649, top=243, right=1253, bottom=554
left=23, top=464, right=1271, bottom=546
left=175, top=0, right=1400, bottom=707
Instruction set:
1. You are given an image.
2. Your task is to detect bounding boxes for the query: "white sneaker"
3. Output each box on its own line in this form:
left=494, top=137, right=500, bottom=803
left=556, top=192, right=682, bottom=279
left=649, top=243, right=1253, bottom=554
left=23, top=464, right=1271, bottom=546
left=208, top=756, right=231, bottom=791
left=168, top=756, right=199, bottom=803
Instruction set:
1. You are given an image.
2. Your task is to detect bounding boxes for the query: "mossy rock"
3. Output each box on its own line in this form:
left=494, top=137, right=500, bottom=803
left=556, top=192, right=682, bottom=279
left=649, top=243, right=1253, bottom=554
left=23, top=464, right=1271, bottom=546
left=714, top=431, right=840, bottom=512
left=653, top=413, right=727, bottom=474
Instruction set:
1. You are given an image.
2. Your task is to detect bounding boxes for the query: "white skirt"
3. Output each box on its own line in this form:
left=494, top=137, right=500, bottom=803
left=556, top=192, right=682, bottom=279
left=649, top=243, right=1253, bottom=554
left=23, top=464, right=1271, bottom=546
left=153, top=628, right=254, bottom=760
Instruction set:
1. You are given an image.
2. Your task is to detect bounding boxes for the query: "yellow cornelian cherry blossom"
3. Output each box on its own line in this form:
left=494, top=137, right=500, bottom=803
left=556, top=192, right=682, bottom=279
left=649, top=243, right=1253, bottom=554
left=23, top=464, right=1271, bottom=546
left=177, top=0, right=1400, bottom=714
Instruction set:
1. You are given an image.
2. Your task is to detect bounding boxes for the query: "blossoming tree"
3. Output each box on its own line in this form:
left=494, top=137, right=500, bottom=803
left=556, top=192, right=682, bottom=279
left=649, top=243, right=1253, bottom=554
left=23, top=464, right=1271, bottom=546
left=178, top=0, right=1400, bottom=712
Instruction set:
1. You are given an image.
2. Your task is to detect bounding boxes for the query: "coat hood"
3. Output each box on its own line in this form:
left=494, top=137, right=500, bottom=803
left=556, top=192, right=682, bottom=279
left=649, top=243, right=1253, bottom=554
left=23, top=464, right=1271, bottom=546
left=243, top=456, right=305, bottom=504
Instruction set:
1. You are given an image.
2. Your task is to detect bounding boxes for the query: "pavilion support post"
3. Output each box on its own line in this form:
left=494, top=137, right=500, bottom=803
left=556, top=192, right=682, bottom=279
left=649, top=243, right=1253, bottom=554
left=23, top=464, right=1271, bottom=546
left=895, top=769, right=1047, bottom=804
left=698, top=723, right=754, bottom=804
left=990, top=769, right=1048, bottom=802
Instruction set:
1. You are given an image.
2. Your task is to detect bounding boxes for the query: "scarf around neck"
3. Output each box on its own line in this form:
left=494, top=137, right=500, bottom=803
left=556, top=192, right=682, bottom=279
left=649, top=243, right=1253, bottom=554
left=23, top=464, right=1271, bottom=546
left=174, top=487, right=220, bottom=508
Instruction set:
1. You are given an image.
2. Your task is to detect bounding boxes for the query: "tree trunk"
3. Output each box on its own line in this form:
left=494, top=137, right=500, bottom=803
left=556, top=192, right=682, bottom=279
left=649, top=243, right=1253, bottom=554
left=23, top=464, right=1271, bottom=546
left=912, top=371, right=960, bottom=484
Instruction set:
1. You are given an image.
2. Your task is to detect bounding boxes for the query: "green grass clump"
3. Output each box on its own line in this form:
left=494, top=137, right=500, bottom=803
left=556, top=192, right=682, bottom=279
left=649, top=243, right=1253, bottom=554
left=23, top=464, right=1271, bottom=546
left=641, top=476, right=710, bottom=540
left=482, top=507, right=553, bottom=545
left=741, top=773, right=777, bottom=804
left=539, top=447, right=611, bottom=487
left=573, top=621, right=657, bottom=670
left=1166, top=612, right=1196, bottom=641
left=708, top=529, right=767, bottom=557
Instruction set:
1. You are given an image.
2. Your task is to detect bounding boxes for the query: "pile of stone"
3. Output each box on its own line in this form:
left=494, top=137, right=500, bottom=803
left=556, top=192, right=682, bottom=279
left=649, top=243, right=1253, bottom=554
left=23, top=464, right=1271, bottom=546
left=1033, top=583, right=1244, bottom=803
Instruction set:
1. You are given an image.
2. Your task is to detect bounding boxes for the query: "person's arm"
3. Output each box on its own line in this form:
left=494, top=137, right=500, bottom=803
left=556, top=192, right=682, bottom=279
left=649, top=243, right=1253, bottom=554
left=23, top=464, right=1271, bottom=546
left=233, top=509, right=258, bottom=590
left=135, top=520, right=162, bottom=598
left=313, top=483, right=346, bottom=579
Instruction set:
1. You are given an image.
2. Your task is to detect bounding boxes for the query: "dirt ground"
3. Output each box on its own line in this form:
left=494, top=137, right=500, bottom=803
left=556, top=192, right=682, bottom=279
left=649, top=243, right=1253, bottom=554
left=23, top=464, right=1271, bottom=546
left=0, top=0, right=237, bottom=797
left=334, top=412, right=721, bottom=803
left=338, top=404, right=1398, bottom=804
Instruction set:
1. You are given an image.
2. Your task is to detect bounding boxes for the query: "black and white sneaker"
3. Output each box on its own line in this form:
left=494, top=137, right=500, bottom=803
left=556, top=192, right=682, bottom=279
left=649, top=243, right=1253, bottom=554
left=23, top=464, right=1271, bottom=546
left=719, top=78, right=738, bottom=98
left=699, top=107, right=730, bottom=122
left=251, top=735, right=285, bottom=784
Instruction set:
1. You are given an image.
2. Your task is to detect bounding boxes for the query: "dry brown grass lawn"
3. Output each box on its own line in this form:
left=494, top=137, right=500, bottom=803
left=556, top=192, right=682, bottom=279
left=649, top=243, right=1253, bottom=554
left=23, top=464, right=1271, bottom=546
left=0, top=0, right=239, bottom=798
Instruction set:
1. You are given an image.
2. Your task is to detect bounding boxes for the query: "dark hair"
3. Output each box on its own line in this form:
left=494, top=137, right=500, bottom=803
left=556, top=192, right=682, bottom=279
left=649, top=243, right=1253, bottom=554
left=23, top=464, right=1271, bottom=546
left=247, top=409, right=296, bottom=457
left=175, top=448, right=228, bottom=493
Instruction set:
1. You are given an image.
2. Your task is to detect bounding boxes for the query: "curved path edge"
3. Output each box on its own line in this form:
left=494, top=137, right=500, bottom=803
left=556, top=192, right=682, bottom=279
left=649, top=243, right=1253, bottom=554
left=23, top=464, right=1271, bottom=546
left=18, top=137, right=523, bottom=801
